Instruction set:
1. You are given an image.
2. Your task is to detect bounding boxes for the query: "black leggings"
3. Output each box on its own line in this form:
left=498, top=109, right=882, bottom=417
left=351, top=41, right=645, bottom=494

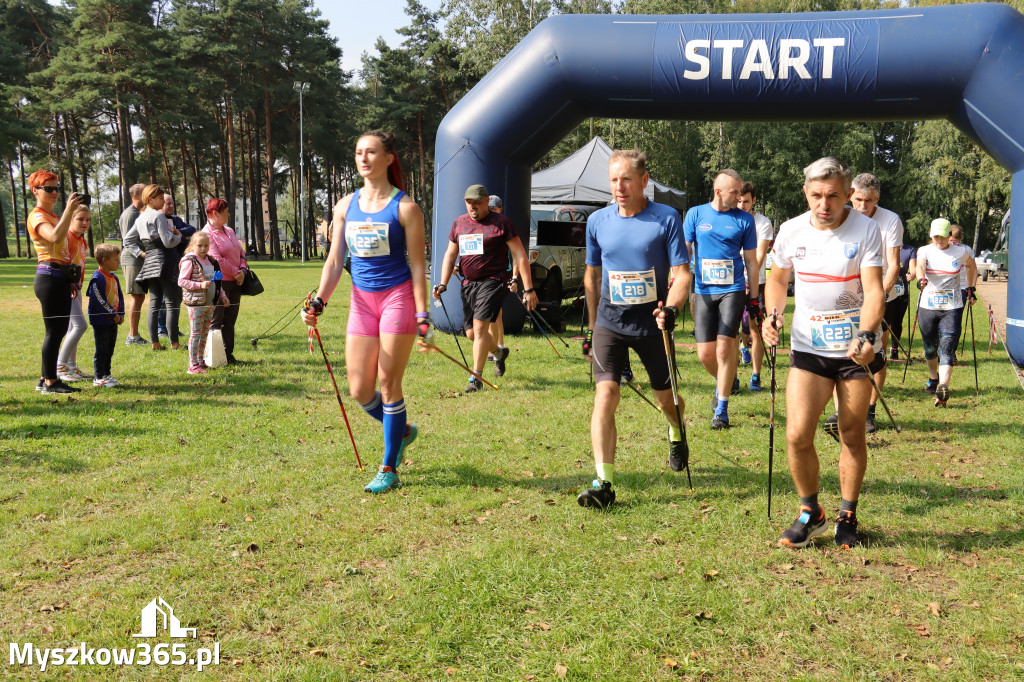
left=918, top=307, right=962, bottom=366
left=35, top=271, right=72, bottom=380
left=212, top=280, right=242, bottom=356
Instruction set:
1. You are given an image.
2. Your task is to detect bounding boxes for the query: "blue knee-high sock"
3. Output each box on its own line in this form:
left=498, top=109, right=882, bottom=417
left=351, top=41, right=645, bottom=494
left=382, top=400, right=407, bottom=470
left=360, top=391, right=384, bottom=423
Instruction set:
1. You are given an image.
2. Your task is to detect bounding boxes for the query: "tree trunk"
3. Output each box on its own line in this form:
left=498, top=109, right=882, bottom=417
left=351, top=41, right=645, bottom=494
left=225, top=93, right=236, bottom=222
left=69, top=113, right=95, bottom=253
left=0, top=171, right=9, bottom=258
left=139, top=101, right=157, bottom=183
left=974, top=202, right=984, bottom=253
left=263, top=81, right=280, bottom=260
left=8, top=159, right=22, bottom=258
left=115, top=96, right=132, bottom=208
left=251, top=108, right=266, bottom=256
left=17, top=145, right=34, bottom=258
left=239, top=111, right=249, bottom=247
left=180, top=138, right=191, bottom=224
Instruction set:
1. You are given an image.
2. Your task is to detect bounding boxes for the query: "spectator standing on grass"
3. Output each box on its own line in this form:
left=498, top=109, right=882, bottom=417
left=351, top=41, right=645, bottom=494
left=434, top=185, right=537, bottom=391
left=762, top=157, right=885, bottom=550
left=134, top=185, right=182, bottom=351
left=26, top=169, right=86, bottom=395
left=119, top=183, right=149, bottom=345
left=56, top=205, right=94, bottom=383
left=151, top=193, right=197, bottom=340
left=302, top=130, right=427, bottom=494
left=203, top=198, right=249, bottom=365
left=178, top=232, right=228, bottom=375
left=87, top=243, right=125, bottom=387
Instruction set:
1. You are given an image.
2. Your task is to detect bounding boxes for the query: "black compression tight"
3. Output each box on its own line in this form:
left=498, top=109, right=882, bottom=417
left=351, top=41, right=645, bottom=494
left=34, top=272, right=73, bottom=381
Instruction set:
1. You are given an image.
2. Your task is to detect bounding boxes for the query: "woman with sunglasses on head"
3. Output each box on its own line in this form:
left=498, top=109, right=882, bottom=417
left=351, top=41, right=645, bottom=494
left=134, top=184, right=183, bottom=350
left=302, top=130, right=428, bottom=494
left=26, top=170, right=86, bottom=394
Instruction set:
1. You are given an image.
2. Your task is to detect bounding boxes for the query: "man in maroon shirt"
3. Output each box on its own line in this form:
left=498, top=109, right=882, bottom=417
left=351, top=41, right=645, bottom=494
left=434, top=185, right=538, bottom=392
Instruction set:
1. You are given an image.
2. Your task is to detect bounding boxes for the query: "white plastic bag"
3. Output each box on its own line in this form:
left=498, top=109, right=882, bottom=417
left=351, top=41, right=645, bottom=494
left=204, top=328, right=227, bottom=368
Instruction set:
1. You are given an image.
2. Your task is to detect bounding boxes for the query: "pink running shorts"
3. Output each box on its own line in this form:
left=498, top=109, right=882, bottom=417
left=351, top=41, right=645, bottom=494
left=347, top=279, right=416, bottom=337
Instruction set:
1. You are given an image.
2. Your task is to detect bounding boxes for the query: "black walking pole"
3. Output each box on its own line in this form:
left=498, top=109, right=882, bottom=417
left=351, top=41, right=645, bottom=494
left=969, top=297, right=979, bottom=394
left=767, top=308, right=778, bottom=520
left=902, top=288, right=923, bottom=384
left=436, top=295, right=470, bottom=369
left=660, top=304, right=692, bottom=490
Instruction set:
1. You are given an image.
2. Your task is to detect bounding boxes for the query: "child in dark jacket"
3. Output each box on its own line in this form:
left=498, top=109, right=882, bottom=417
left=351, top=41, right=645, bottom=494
left=86, top=243, right=125, bottom=387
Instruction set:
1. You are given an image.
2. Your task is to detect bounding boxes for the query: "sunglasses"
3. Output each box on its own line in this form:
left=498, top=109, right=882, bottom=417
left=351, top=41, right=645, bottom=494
left=35, top=186, right=59, bottom=194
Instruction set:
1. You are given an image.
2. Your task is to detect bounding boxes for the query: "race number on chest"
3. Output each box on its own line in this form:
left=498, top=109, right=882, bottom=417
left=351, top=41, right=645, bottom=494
left=608, top=269, right=656, bottom=306
left=701, top=258, right=734, bottom=286
left=347, top=222, right=391, bottom=257
left=809, top=308, right=860, bottom=351
left=458, top=233, right=484, bottom=256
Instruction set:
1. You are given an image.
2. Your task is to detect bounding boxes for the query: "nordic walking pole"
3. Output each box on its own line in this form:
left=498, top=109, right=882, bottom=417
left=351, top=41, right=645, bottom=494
left=417, top=339, right=500, bottom=390
left=517, top=294, right=561, bottom=358
left=436, top=295, right=470, bottom=368
left=969, top=296, right=979, bottom=394
left=659, top=303, right=692, bottom=490
left=522, top=296, right=570, bottom=348
left=854, top=337, right=902, bottom=433
left=309, top=326, right=363, bottom=470
left=881, top=318, right=908, bottom=358
left=902, top=286, right=924, bottom=384
left=766, top=307, right=778, bottom=520
left=623, top=377, right=662, bottom=413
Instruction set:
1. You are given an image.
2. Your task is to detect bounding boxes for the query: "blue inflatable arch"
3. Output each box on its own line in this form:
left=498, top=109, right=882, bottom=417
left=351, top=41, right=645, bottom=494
left=432, top=3, right=1024, bottom=363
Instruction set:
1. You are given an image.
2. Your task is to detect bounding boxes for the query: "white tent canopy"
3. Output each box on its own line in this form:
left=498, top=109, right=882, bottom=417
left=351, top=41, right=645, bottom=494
left=531, top=136, right=688, bottom=212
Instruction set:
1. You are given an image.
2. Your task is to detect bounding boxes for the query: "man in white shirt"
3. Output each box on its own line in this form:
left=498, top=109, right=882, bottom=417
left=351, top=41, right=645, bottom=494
left=762, top=158, right=885, bottom=550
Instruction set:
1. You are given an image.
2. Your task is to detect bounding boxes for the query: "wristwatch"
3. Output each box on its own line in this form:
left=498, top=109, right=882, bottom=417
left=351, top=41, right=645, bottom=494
left=856, top=330, right=876, bottom=345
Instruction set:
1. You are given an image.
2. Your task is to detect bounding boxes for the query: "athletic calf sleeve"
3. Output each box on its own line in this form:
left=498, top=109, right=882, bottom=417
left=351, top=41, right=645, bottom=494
left=800, top=493, right=820, bottom=513
left=840, top=498, right=858, bottom=516
left=361, top=391, right=384, bottom=423
left=382, top=399, right=407, bottom=470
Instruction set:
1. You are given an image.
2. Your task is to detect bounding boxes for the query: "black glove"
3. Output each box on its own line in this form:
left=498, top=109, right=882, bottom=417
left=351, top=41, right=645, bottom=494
left=417, top=316, right=431, bottom=338
left=662, top=305, right=678, bottom=332
left=966, top=286, right=977, bottom=304
left=746, top=297, right=763, bottom=325
left=582, top=329, right=593, bottom=357
left=306, top=296, right=326, bottom=316
left=916, top=279, right=926, bottom=291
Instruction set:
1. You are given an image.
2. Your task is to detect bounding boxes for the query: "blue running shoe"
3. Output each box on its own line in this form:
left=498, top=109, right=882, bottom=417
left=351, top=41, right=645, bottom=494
left=364, top=467, right=401, bottom=494
left=749, top=374, right=762, bottom=392
left=397, top=423, right=418, bottom=468
left=740, top=346, right=752, bottom=364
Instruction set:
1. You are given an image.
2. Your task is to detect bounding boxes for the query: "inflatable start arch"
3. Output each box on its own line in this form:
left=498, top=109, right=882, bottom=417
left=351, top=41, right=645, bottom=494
left=432, top=3, right=1023, bottom=364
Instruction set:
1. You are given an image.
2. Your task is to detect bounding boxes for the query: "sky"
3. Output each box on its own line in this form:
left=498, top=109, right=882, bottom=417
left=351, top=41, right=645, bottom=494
left=312, top=0, right=446, bottom=79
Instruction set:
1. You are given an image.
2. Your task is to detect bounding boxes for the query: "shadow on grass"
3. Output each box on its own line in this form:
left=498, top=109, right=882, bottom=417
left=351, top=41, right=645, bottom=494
left=0, top=449, right=87, bottom=473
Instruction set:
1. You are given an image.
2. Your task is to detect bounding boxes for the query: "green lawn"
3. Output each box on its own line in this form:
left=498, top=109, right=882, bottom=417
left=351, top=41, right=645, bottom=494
left=1, top=259, right=1023, bottom=680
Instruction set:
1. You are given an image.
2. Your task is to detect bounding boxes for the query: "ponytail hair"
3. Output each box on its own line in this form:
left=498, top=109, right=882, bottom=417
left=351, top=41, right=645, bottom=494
left=361, top=129, right=407, bottom=193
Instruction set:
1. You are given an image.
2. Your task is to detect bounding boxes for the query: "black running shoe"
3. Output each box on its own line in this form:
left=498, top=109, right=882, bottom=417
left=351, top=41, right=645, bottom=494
left=924, top=377, right=938, bottom=395
left=934, top=384, right=950, bottom=407
left=493, top=347, right=509, bottom=378
left=668, top=430, right=689, bottom=472
left=732, top=376, right=740, bottom=394
left=822, top=413, right=840, bottom=443
left=35, top=378, right=44, bottom=391
left=465, top=376, right=483, bottom=393
left=889, top=347, right=899, bottom=361
left=41, top=380, right=82, bottom=395
left=865, top=413, right=877, bottom=434
left=577, top=479, right=616, bottom=509
left=711, top=416, right=729, bottom=430
left=778, top=505, right=828, bottom=548
left=834, top=511, right=861, bottom=548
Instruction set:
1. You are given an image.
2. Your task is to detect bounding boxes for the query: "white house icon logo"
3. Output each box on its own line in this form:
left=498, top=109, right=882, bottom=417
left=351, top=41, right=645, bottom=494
left=132, top=597, right=197, bottom=639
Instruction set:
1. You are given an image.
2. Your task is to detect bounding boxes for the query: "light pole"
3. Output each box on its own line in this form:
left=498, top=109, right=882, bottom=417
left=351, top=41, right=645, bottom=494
left=294, top=81, right=310, bottom=262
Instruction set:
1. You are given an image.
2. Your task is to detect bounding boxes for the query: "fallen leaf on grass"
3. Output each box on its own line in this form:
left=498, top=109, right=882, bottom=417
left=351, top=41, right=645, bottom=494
left=780, top=564, right=795, bottom=571
left=928, top=602, right=942, bottom=617
left=554, top=662, right=568, bottom=678
left=246, top=542, right=259, bottom=553
left=309, top=649, right=327, bottom=658
left=544, top=500, right=556, bottom=506
left=446, top=667, right=458, bottom=675
left=695, top=611, right=714, bottom=620
left=703, top=570, right=719, bottom=581
left=913, top=624, right=931, bottom=637
left=34, top=513, right=47, bottom=521
left=664, top=657, right=679, bottom=669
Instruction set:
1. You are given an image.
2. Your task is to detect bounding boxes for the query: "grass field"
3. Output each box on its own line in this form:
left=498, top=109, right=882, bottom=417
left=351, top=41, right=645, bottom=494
left=2, top=258, right=1023, bottom=680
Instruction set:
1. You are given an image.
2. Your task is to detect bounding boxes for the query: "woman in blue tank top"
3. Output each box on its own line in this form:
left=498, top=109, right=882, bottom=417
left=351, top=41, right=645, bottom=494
left=302, top=130, right=429, bottom=494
